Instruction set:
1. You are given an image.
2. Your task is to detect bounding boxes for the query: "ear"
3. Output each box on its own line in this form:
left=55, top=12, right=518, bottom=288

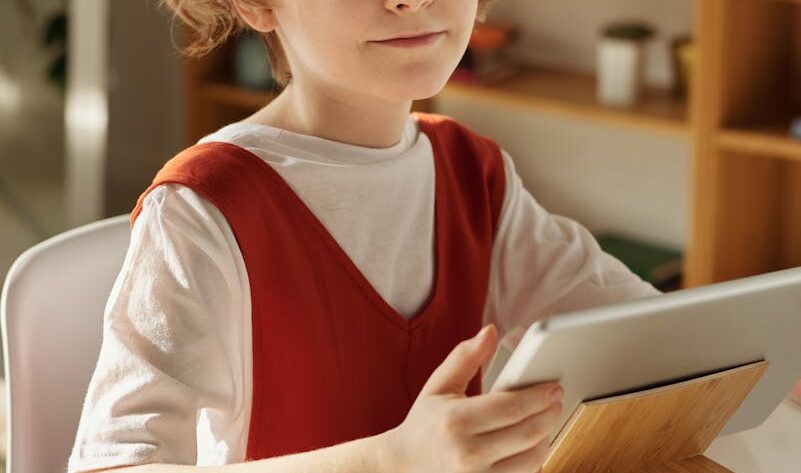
left=232, top=0, right=278, bottom=33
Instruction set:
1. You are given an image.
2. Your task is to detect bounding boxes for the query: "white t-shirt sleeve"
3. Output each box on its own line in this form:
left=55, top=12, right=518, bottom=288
left=484, top=149, right=661, bottom=352
left=67, top=184, right=252, bottom=473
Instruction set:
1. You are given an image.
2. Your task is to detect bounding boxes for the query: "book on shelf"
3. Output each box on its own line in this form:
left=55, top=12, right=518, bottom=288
left=594, top=232, right=683, bottom=292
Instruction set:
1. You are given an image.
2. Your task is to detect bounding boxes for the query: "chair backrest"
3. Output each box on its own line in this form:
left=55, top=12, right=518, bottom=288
left=1, top=214, right=131, bottom=473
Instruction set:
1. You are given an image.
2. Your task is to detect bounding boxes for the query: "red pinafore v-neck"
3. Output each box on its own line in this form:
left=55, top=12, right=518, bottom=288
left=130, top=112, right=506, bottom=460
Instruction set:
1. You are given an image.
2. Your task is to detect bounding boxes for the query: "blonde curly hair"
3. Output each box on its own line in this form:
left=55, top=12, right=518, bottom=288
left=160, top=0, right=496, bottom=87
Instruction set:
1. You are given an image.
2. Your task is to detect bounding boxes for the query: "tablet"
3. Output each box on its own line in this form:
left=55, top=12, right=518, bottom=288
left=487, top=265, right=801, bottom=443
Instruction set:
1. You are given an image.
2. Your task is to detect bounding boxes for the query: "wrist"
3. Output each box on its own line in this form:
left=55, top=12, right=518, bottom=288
left=373, top=427, right=405, bottom=473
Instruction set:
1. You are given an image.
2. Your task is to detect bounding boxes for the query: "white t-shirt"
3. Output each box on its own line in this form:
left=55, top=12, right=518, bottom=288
left=67, top=114, right=660, bottom=473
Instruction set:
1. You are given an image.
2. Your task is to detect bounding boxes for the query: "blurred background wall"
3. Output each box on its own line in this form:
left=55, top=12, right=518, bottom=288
left=104, top=0, right=185, bottom=216
left=0, top=0, right=185, bottom=390
left=0, top=0, right=68, bottom=281
left=1, top=0, right=185, bottom=285
left=439, top=0, right=693, bottom=250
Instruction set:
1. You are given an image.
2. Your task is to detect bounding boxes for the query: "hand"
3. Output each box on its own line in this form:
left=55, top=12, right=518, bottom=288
left=385, top=324, right=563, bottom=473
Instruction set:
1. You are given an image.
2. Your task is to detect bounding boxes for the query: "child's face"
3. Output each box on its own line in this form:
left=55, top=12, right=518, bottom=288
left=270, top=0, right=479, bottom=100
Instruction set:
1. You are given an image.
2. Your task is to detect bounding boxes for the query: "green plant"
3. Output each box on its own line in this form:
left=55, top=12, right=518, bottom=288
left=16, top=0, right=68, bottom=90
left=602, top=21, right=656, bottom=41
left=43, top=8, right=67, bottom=90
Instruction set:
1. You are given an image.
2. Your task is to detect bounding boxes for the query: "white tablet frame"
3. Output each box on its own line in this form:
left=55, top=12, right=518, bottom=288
left=489, top=266, right=801, bottom=440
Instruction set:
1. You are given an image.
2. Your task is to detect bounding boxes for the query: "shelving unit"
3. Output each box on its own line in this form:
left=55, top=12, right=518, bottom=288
left=182, top=0, right=801, bottom=288
left=718, top=123, right=801, bottom=163
left=687, top=0, right=801, bottom=286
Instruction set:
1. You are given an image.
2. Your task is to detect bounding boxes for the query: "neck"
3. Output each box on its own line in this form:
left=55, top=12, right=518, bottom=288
left=247, top=78, right=414, bottom=149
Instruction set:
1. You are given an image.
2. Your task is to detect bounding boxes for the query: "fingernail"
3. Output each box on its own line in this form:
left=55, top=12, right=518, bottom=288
left=550, top=386, right=564, bottom=402
left=473, top=325, right=491, bottom=343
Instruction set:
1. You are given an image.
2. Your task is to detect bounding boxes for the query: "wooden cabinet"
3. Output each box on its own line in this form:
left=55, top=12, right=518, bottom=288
left=182, top=0, right=801, bottom=288
left=687, top=0, right=801, bottom=286
left=184, top=40, right=277, bottom=144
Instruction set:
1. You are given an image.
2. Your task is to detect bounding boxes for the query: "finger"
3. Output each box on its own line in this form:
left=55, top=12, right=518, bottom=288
left=420, top=324, right=498, bottom=396
left=474, top=402, right=562, bottom=466
left=490, top=439, right=550, bottom=473
left=452, top=382, right=563, bottom=434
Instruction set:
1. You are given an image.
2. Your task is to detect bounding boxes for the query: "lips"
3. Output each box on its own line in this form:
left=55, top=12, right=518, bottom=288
left=370, top=31, right=445, bottom=47
left=379, top=30, right=442, bottom=41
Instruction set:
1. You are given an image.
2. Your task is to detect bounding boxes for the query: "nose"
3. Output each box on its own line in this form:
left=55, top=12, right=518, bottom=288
left=384, top=0, right=432, bottom=13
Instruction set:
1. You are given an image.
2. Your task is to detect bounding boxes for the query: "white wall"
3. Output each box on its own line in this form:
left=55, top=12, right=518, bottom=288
left=0, top=0, right=68, bottom=279
left=66, top=0, right=109, bottom=226
left=65, top=0, right=186, bottom=222
left=489, top=0, right=695, bottom=88
left=0, top=0, right=65, bottom=151
left=438, top=0, right=694, bottom=250
left=0, top=0, right=66, bottom=232
left=1, top=0, right=70, bottom=373
left=436, top=99, right=689, bottom=250
left=105, top=0, right=185, bottom=216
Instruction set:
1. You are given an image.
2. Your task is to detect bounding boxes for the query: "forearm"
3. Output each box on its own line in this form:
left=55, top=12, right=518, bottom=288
left=89, top=430, right=396, bottom=473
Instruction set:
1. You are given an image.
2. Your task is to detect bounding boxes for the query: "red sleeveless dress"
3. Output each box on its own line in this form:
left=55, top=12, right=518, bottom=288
left=130, top=112, right=506, bottom=460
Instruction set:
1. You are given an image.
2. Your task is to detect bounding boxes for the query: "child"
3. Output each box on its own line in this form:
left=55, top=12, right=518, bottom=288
left=67, top=0, right=660, bottom=472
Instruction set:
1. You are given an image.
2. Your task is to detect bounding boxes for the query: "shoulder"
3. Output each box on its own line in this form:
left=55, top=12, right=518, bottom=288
left=414, top=113, right=508, bottom=227
left=131, top=183, right=245, bottom=284
left=135, top=184, right=235, bottom=245
left=412, top=112, right=501, bottom=150
left=139, top=183, right=224, bottom=221
left=157, top=142, right=265, bottom=185
left=130, top=141, right=270, bottom=228
left=413, top=112, right=504, bottom=173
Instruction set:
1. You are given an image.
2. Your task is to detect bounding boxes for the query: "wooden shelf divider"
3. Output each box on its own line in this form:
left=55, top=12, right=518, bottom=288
left=718, top=126, right=801, bottom=163
left=198, top=82, right=280, bottom=110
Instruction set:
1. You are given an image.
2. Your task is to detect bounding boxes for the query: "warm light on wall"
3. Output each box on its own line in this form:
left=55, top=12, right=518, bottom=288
left=65, top=0, right=110, bottom=227
left=0, top=68, right=22, bottom=116
left=65, top=88, right=108, bottom=139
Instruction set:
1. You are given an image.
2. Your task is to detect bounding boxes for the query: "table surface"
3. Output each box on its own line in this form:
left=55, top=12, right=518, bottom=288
left=706, top=398, right=801, bottom=473
left=0, top=378, right=794, bottom=473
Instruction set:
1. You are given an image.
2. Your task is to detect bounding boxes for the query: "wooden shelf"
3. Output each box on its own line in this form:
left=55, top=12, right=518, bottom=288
left=438, top=65, right=690, bottom=138
left=717, top=121, right=801, bottom=163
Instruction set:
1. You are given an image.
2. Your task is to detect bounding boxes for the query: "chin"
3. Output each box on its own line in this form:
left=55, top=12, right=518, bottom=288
left=382, top=71, right=453, bottom=102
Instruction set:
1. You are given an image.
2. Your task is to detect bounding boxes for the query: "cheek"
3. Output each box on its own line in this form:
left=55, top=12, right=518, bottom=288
left=293, top=22, right=366, bottom=75
left=457, top=5, right=480, bottom=43
left=430, top=1, right=478, bottom=63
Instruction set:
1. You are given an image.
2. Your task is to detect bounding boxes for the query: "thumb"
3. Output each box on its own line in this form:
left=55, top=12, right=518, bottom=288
left=420, top=324, right=498, bottom=396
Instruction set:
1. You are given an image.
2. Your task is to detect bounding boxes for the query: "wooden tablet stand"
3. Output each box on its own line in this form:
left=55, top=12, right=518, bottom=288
left=543, top=360, right=768, bottom=473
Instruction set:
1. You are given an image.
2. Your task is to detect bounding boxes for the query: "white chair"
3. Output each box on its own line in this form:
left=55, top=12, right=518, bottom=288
left=1, top=215, right=131, bottom=473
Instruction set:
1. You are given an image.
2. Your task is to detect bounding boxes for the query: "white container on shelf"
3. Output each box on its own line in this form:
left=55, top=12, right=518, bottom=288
left=596, top=38, right=645, bottom=107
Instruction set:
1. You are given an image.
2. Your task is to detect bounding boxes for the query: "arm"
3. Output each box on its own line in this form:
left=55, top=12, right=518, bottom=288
left=79, top=433, right=392, bottom=473
left=82, top=322, right=563, bottom=473
left=69, top=184, right=253, bottom=472
left=71, top=184, right=402, bottom=473
left=484, top=150, right=661, bottom=351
